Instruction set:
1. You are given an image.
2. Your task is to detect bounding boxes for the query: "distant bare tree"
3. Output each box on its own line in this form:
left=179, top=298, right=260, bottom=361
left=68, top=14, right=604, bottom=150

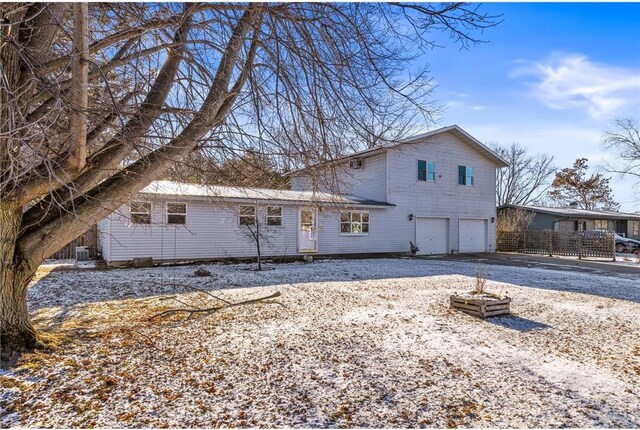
left=164, top=150, right=289, bottom=189
left=491, top=143, right=556, bottom=206
left=602, top=117, right=640, bottom=190
left=0, top=2, right=499, bottom=352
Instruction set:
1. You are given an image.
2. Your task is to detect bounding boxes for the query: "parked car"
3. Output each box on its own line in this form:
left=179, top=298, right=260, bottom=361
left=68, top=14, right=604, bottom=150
left=615, top=234, right=640, bottom=253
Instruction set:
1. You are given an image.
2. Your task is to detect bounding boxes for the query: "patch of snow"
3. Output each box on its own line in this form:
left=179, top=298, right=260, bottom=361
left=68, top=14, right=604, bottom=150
left=2, top=257, right=639, bottom=428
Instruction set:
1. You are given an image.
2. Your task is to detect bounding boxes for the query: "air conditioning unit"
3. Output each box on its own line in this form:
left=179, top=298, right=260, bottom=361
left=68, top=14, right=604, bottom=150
left=75, top=246, right=90, bottom=261
left=349, top=158, right=363, bottom=169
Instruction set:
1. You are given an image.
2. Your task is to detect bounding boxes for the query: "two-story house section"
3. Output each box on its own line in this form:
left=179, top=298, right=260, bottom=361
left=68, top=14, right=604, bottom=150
left=97, top=125, right=508, bottom=265
left=287, top=125, right=509, bottom=255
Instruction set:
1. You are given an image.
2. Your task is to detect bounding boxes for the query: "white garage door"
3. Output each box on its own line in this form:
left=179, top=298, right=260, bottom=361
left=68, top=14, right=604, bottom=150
left=416, top=217, right=449, bottom=255
left=459, top=219, right=487, bottom=253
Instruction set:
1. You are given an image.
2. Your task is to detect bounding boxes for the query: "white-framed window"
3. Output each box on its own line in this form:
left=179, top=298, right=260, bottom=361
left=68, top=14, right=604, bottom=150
left=458, top=165, right=474, bottom=186
left=239, top=205, right=256, bottom=226
left=340, top=211, right=369, bottom=235
left=266, top=206, right=283, bottom=226
left=130, top=201, right=151, bottom=224
left=594, top=219, right=608, bottom=230
left=418, top=160, right=436, bottom=182
left=167, top=202, right=187, bottom=225
left=633, top=221, right=640, bottom=237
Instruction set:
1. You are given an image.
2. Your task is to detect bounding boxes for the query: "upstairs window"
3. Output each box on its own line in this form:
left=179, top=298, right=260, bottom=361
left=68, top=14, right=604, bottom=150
left=167, top=202, right=187, bottom=225
left=266, top=206, right=283, bottom=226
left=418, top=160, right=436, bottom=182
left=239, top=205, right=256, bottom=226
left=340, top=211, right=369, bottom=235
left=130, top=201, right=151, bottom=224
left=458, top=165, right=474, bottom=186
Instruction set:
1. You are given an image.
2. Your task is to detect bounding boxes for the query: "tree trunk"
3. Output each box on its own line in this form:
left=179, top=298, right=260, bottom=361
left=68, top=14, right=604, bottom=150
left=0, top=200, right=40, bottom=354
left=256, top=220, right=262, bottom=271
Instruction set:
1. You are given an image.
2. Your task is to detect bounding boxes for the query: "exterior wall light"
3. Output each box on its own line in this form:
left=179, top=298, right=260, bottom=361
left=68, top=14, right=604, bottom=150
left=409, top=214, right=414, bottom=221
left=491, top=217, right=495, bottom=223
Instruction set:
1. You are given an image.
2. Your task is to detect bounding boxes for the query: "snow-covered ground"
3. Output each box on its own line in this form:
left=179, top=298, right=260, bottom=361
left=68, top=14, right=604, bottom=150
left=1, top=258, right=639, bottom=428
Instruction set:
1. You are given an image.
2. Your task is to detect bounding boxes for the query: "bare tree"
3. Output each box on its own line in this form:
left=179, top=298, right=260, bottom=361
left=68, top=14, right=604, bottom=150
left=237, top=203, right=281, bottom=271
left=602, top=117, right=640, bottom=190
left=0, top=3, right=499, bottom=352
left=491, top=143, right=556, bottom=206
left=496, top=207, right=535, bottom=232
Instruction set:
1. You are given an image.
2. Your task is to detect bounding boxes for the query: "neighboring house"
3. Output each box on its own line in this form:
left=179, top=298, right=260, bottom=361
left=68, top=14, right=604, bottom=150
left=98, top=125, right=509, bottom=265
left=498, top=204, right=640, bottom=239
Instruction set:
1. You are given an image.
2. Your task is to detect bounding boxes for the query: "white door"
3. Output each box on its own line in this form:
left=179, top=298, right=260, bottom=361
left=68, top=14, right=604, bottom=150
left=298, top=209, right=317, bottom=252
left=459, top=219, right=488, bottom=253
left=415, top=217, right=449, bottom=255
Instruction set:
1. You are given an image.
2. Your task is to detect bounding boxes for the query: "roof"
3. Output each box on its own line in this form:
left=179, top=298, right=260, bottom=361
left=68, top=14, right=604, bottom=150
left=284, top=124, right=509, bottom=176
left=499, top=204, right=640, bottom=221
left=140, top=181, right=395, bottom=208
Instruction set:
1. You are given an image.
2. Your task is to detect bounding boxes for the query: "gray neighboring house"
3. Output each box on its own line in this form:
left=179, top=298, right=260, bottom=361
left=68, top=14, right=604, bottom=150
left=498, top=204, right=640, bottom=239
left=97, top=125, right=509, bottom=266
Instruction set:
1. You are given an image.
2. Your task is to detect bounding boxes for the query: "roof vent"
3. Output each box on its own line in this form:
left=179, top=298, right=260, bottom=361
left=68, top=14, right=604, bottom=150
left=568, top=202, right=579, bottom=209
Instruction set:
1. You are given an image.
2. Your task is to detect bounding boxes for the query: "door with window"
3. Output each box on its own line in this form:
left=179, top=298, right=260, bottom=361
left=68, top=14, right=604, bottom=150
left=298, top=209, right=317, bottom=252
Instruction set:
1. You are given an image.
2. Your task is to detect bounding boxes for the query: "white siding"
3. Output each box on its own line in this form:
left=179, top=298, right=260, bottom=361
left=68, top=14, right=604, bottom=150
left=97, top=217, right=111, bottom=262
left=106, top=197, right=300, bottom=264
left=369, top=131, right=498, bottom=253
left=104, top=129, right=503, bottom=264
left=290, top=152, right=388, bottom=202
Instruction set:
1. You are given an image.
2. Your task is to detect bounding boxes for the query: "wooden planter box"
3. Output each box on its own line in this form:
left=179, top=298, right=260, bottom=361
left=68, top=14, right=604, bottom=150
left=450, top=295, right=511, bottom=318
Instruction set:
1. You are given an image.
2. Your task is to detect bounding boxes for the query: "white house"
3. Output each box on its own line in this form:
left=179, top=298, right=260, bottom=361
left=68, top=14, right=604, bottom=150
left=97, top=125, right=509, bottom=265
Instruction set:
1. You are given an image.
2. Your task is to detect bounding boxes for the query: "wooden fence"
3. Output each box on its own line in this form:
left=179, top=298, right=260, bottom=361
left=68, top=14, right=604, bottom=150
left=49, top=225, right=98, bottom=260
left=497, top=230, right=615, bottom=259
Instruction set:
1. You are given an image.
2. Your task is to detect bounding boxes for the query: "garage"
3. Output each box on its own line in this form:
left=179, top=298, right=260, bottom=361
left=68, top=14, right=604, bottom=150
left=415, top=217, right=449, bottom=255
left=459, top=219, right=488, bottom=253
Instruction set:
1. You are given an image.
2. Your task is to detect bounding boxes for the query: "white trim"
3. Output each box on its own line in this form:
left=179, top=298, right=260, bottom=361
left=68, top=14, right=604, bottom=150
left=458, top=217, right=489, bottom=253
left=130, top=200, right=152, bottom=225
left=339, top=210, right=370, bottom=236
left=284, top=124, right=510, bottom=176
left=166, top=201, right=188, bottom=226
left=266, top=205, right=284, bottom=227
left=238, top=204, right=257, bottom=226
left=297, top=208, right=318, bottom=253
left=414, top=216, right=451, bottom=255
left=416, top=159, right=437, bottom=183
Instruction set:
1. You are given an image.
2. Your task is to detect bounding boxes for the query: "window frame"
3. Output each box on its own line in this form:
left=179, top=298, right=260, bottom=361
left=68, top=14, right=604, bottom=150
left=633, top=221, right=640, bottom=237
left=427, top=161, right=436, bottom=182
left=239, top=205, right=257, bottom=226
left=130, top=201, right=152, bottom=225
left=458, top=165, right=474, bottom=186
left=594, top=219, right=608, bottom=230
left=266, top=206, right=283, bottom=226
left=418, top=160, right=436, bottom=182
left=340, top=211, right=370, bottom=236
left=166, top=202, right=187, bottom=225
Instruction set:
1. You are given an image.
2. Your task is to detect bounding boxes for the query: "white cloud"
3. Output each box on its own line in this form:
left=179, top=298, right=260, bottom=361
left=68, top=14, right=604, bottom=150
left=470, top=105, right=487, bottom=111
left=510, top=53, right=640, bottom=119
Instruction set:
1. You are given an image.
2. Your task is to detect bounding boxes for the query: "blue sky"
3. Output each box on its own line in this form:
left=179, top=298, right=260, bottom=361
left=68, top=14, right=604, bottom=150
left=419, top=2, right=640, bottom=211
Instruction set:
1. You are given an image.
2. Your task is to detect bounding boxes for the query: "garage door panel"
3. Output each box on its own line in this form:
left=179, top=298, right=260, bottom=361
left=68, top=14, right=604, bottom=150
left=416, top=217, right=449, bottom=255
left=459, top=219, right=487, bottom=253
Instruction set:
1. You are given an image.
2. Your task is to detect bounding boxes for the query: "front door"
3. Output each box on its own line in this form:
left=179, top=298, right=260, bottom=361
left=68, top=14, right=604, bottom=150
left=615, top=220, right=628, bottom=236
left=298, top=209, right=317, bottom=252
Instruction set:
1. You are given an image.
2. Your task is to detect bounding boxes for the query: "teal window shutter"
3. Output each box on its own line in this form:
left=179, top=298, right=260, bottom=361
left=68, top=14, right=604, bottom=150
left=418, top=160, right=427, bottom=181
left=458, top=165, right=466, bottom=185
